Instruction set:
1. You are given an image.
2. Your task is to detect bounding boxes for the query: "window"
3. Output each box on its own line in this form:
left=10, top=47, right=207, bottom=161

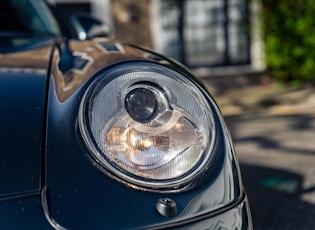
left=157, top=0, right=250, bottom=67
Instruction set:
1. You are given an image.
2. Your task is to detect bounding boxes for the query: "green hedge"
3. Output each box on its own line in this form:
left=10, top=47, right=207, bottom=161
left=261, top=0, right=315, bottom=83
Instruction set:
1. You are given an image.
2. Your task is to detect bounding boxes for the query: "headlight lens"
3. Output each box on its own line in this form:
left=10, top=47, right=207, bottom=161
left=79, top=62, right=215, bottom=190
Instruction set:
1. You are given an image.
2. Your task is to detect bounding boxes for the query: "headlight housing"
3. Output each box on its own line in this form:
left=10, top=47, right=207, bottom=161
left=79, top=61, right=215, bottom=191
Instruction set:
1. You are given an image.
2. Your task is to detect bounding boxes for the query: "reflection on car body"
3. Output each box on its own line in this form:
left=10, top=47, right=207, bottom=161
left=0, top=0, right=252, bottom=229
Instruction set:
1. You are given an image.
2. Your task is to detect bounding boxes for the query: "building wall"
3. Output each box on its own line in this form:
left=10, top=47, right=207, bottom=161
left=111, top=0, right=153, bottom=49
left=51, top=0, right=112, bottom=28
left=51, top=0, right=264, bottom=74
left=150, top=0, right=265, bottom=75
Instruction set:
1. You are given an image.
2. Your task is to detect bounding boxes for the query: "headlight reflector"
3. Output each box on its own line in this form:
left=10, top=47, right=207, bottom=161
left=125, top=87, right=157, bottom=122
left=79, top=62, right=215, bottom=190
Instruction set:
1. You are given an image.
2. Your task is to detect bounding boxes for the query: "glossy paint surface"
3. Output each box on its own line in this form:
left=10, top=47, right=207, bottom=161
left=42, top=39, right=248, bottom=229
left=0, top=0, right=251, bottom=228
left=0, top=195, right=52, bottom=230
left=0, top=37, right=251, bottom=230
left=0, top=45, right=52, bottom=197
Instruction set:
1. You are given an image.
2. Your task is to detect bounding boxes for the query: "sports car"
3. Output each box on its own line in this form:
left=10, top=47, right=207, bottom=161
left=0, top=0, right=252, bottom=229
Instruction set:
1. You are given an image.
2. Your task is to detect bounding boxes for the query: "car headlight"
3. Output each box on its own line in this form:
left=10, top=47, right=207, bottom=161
left=79, top=61, right=215, bottom=191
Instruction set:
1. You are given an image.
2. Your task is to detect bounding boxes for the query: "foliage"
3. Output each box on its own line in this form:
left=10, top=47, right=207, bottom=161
left=261, top=0, right=315, bottom=83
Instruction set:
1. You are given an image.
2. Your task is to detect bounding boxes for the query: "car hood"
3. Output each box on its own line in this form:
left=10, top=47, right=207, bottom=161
left=0, top=42, right=54, bottom=197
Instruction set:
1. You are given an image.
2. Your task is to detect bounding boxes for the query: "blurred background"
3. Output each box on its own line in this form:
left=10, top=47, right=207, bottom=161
left=50, top=0, right=315, bottom=229
left=50, top=0, right=264, bottom=75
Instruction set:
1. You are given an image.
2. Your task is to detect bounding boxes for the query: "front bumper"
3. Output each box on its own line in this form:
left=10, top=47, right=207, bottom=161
left=0, top=191, right=251, bottom=230
left=144, top=193, right=252, bottom=230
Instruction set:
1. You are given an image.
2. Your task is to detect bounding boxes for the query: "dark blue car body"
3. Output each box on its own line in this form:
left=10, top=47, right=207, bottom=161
left=0, top=0, right=252, bottom=229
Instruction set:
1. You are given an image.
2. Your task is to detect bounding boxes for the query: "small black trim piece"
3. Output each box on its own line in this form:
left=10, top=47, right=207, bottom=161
left=156, top=198, right=177, bottom=217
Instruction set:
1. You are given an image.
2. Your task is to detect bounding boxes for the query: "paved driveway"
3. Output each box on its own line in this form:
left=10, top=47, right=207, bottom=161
left=226, top=113, right=315, bottom=230
left=203, top=77, right=315, bottom=229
